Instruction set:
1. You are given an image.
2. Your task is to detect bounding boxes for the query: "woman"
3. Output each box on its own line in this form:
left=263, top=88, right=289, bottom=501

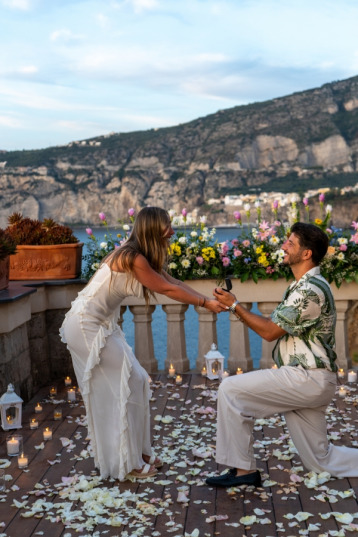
left=60, top=207, right=224, bottom=481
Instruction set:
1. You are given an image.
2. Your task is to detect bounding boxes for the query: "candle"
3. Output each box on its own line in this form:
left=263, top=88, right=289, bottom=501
left=338, top=386, right=347, bottom=398
left=201, top=365, right=207, bottom=377
left=30, top=418, right=39, bottom=429
left=222, top=370, right=229, bottom=379
left=64, top=376, right=72, bottom=386
left=50, top=386, right=57, bottom=397
left=348, top=370, right=357, bottom=383
left=6, top=415, right=14, bottom=425
left=236, top=368, right=243, bottom=375
left=168, top=364, right=176, bottom=378
left=54, top=409, right=62, bottom=420
left=337, top=368, right=345, bottom=379
left=271, top=364, right=278, bottom=369
left=6, top=436, right=20, bottom=456
left=175, top=374, right=182, bottom=385
left=34, top=403, right=43, bottom=413
left=18, top=453, right=28, bottom=469
left=67, top=388, right=76, bottom=402
left=148, top=376, right=152, bottom=384
left=43, top=427, right=52, bottom=441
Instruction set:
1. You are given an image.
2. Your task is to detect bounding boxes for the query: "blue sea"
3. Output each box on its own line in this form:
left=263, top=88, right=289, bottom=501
left=74, top=226, right=262, bottom=370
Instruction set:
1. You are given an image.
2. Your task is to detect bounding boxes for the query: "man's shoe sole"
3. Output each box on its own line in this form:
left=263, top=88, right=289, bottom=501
left=206, top=470, right=261, bottom=488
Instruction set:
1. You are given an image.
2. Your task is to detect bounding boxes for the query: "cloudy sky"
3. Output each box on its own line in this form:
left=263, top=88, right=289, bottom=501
left=1, top=0, right=358, bottom=151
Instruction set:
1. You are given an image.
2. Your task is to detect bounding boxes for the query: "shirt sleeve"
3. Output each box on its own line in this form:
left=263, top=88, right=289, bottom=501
left=271, top=285, right=322, bottom=337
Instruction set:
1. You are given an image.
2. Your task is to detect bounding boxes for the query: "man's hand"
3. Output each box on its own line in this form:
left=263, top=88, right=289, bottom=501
left=213, top=287, right=237, bottom=308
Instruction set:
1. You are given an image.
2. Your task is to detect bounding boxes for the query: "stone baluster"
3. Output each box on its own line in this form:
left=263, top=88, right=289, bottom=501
left=227, top=302, right=253, bottom=373
left=194, top=305, right=217, bottom=371
left=335, top=299, right=352, bottom=369
left=257, top=301, right=280, bottom=369
left=118, top=305, right=126, bottom=330
left=128, top=305, right=157, bottom=373
left=162, top=304, right=190, bottom=373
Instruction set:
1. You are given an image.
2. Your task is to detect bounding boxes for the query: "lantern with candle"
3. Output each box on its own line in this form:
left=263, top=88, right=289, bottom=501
left=204, top=343, right=224, bottom=380
left=0, top=384, right=23, bottom=430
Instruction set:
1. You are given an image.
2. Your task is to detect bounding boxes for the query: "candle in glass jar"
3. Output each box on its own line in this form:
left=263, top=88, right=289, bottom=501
left=337, top=368, right=345, bottom=379
left=43, top=427, right=52, bottom=441
left=49, top=386, right=57, bottom=397
left=18, top=453, right=28, bottom=469
left=67, top=388, right=76, bottom=402
left=175, top=374, right=182, bottom=385
left=201, top=365, right=207, bottom=377
left=236, top=368, right=243, bottom=375
left=168, top=364, right=175, bottom=378
left=6, top=436, right=20, bottom=456
left=222, top=370, right=229, bottom=379
left=54, top=409, right=62, bottom=420
left=348, top=370, right=357, bottom=383
left=30, top=418, right=39, bottom=429
left=271, top=364, right=278, bottom=369
left=338, top=386, right=347, bottom=398
left=34, top=402, right=43, bottom=413
left=64, top=376, right=72, bottom=386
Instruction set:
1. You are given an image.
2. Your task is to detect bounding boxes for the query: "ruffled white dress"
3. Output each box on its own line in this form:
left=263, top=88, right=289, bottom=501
left=60, top=263, right=152, bottom=481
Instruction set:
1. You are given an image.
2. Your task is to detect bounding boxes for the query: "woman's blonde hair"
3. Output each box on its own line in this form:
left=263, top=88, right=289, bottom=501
left=107, top=206, right=171, bottom=303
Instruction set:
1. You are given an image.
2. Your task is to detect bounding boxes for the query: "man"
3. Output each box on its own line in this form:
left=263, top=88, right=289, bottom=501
left=206, top=222, right=358, bottom=488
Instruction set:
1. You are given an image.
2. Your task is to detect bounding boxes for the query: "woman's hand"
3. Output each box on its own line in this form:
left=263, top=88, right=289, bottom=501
left=205, top=298, right=227, bottom=313
left=213, top=288, right=237, bottom=308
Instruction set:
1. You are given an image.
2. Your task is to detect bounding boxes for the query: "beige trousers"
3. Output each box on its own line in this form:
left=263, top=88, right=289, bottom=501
left=216, top=365, right=358, bottom=477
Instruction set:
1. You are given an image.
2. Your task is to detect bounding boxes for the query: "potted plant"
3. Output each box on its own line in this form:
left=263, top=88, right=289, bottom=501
left=5, top=213, right=83, bottom=280
left=0, top=228, right=17, bottom=290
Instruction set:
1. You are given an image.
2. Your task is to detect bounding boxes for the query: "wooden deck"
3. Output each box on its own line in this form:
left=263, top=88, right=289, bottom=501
left=1, top=373, right=358, bottom=537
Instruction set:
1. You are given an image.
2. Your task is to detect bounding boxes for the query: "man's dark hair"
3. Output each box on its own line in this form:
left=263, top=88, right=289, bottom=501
left=290, top=222, right=329, bottom=265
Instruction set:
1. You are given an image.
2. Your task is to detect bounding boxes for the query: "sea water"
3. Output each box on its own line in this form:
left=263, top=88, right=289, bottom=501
left=74, top=226, right=262, bottom=369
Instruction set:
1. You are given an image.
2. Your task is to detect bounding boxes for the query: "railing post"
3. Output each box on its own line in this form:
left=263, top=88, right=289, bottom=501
left=257, top=301, right=280, bottom=369
left=118, top=305, right=126, bottom=330
left=194, top=305, right=217, bottom=371
left=162, top=304, right=190, bottom=373
left=227, top=302, right=253, bottom=372
left=128, top=305, right=157, bottom=373
left=335, top=299, right=352, bottom=369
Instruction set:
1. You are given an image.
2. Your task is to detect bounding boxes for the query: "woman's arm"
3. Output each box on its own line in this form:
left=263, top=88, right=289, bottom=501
left=161, top=270, right=206, bottom=299
left=132, top=255, right=226, bottom=314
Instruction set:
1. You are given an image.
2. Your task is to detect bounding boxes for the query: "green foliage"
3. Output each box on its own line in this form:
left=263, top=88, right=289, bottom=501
left=5, top=213, right=78, bottom=245
left=0, top=228, right=17, bottom=261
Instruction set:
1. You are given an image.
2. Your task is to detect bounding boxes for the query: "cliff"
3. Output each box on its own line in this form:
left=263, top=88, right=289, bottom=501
left=1, top=75, right=358, bottom=227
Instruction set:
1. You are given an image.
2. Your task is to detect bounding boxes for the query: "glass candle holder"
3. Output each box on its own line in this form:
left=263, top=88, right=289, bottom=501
left=43, top=427, right=52, bottom=441
left=6, top=434, right=23, bottom=457
left=175, top=374, right=182, bottom=385
left=337, top=368, right=345, bottom=379
left=34, top=402, right=43, bottom=413
left=67, top=388, right=76, bottom=402
left=64, top=376, right=72, bottom=386
left=168, top=364, right=176, bottom=378
left=18, top=453, right=28, bottom=469
left=49, top=386, right=57, bottom=397
left=54, top=408, right=62, bottom=420
left=30, top=417, right=39, bottom=429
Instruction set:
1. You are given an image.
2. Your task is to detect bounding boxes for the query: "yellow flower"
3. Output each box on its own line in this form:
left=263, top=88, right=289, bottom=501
left=202, top=247, right=215, bottom=261
left=258, top=254, right=269, bottom=267
left=315, top=218, right=322, bottom=225
left=255, top=246, right=263, bottom=254
left=170, top=243, right=181, bottom=256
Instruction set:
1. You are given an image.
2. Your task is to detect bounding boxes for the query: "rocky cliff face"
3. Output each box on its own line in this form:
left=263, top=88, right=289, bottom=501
left=1, top=75, right=358, bottom=227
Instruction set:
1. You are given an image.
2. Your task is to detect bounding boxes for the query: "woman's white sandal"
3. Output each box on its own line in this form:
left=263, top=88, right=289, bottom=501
left=127, top=463, right=158, bottom=479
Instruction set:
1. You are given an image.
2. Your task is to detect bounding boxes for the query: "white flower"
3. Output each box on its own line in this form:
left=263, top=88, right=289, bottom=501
left=181, top=259, right=190, bottom=268
left=100, top=242, right=107, bottom=249
left=123, top=224, right=130, bottom=231
left=168, top=262, right=177, bottom=269
left=179, top=237, right=187, bottom=244
left=337, top=237, right=348, bottom=245
left=269, top=236, right=280, bottom=245
left=190, top=231, right=198, bottom=237
left=244, top=203, right=250, bottom=212
left=337, top=252, right=345, bottom=260
left=251, top=228, right=258, bottom=238
left=91, top=262, right=100, bottom=270
left=168, top=209, right=176, bottom=218
left=254, top=200, right=261, bottom=208
left=199, top=215, right=207, bottom=224
left=290, top=193, right=300, bottom=203
left=326, top=204, right=333, bottom=214
left=190, top=242, right=196, bottom=248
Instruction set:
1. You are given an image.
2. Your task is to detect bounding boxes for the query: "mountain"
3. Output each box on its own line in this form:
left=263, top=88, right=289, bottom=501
left=1, top=75, right=358, bottom=228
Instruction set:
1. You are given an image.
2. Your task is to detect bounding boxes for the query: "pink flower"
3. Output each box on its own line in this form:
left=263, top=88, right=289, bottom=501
left=231, top=239, right=239, bottom=246
left=128, top=208, right=135, bottom=217
left=99, top=212, right=106, bottom=221
left=86, top=228, right=93, bottom=235
left=233, top=211, right=241, bottom=221
left=326, top=228, right=332, bottom=234
left=259, top=220, right=270, bottom=231
left=274, top=220, right=281, bottom=227
left=319, top=193, right=325, bottom=203
left=233, top=249, right=242, bottom=257
left=222, top=256, right=230, bottom=267
left=339, top=244, right=348, bottom=251
left=181, top=208, right=187, bottom=217
left=196, top=256, right=204, bottom=265
left=351, top=233, right=358, bottom=244
left=242, top=239, right=250, bottom=247
left=303, top=197, right=309, bottom=206
left=273, top=200, right=279, bottom=209
left=352, top=221, right=358, bottom=231
left=266, top=266, right=275, bottom=274
left=220, top=242, right=229, bottom=255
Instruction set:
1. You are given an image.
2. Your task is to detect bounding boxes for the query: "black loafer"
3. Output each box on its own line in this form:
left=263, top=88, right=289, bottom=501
left=206, top=469, right=261, bottom=488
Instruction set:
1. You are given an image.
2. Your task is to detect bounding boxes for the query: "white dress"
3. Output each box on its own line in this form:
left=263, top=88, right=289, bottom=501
left=60, top=263, right=152, bottom=481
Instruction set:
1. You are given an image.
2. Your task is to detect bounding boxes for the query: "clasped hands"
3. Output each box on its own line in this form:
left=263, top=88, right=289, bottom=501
left=204, top=287, right=238, bottom=314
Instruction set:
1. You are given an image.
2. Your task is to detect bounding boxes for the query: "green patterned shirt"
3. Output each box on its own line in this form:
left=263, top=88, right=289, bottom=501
left=271, top=267, right=337, bottom=371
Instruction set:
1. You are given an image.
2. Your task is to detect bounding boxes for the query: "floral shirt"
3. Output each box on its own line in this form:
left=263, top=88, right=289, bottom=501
left=271, top=266, right=337, bottom=372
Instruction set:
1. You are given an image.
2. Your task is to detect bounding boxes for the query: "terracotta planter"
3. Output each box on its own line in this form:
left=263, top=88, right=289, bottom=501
left=0, top=256, right=10, bottom=290
left=9, top=243, right=83, bottom=280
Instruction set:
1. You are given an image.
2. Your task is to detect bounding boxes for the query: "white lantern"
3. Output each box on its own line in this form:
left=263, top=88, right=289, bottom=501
left=0, top=384, right=23, bottom=430
left=204, top=343, right=225, bottom=380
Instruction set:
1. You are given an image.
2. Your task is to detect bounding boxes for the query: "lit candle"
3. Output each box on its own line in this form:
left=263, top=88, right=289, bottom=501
left=271, top=364, right=278, bottom=369
left=67, top=388, right=76, bottom=402
left=49, top=386, right=57, bottom=397
left=43, top=427, right=52, bottom=441
left=53, top=409, right=62, bottom=420
left=236, top=368, right=243, bottom=375
left=201, top=365, right=207, bottom=377
left=18, top=453, right=28, bottom=469
left=148, top=376, right=152, bottom=384
left=337, top=368, right=345, bottom=379
left=338, top=386, right=347, bottom=398
left=6, top=436, right=20, bottom=456
left=348, top=370, right=357, bottom=383
left=64, top=376, right=72, bottom=386
left=175, top=374, right=182, bottom=385
left=6, top=415, right=14, bottom=425
left=168, top=364, right=176, bottom=378
left=34, top=403, right=43, bottom=413
left=222, top=370, right=229, bottom=379
left=30, top=418, right=39, bottom=429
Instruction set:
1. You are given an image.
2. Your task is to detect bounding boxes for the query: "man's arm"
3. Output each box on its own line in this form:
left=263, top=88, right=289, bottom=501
left=213, top=287, right=287, bottom=342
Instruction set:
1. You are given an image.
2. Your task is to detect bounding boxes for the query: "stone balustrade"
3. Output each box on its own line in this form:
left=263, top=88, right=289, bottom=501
left=1, top=278, right=358, bottom=402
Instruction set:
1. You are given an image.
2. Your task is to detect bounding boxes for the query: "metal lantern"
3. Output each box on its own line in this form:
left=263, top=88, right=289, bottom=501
left=204, top=343, right=225, bottom=380
left=0, top=384, right=23, bottom=430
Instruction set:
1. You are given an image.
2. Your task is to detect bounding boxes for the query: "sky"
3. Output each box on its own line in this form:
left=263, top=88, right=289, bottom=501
left=1, top=0, right=358, bottom=152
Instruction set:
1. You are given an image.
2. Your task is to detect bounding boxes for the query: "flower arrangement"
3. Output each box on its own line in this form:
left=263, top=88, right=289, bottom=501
left=5, top=213, right=79, bottom=246
left=0, top=228, right=17, bottom=261
left=82, top=195, right=358, bottom=288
